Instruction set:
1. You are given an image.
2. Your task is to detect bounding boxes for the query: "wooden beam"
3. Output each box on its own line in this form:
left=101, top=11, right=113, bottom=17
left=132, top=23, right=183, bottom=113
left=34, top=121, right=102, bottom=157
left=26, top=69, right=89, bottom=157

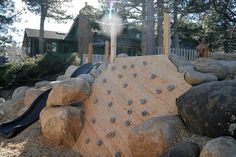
left=110, top=24, right=117, bottom=63
left=163, top=13, right=171, bottom=55
left=104, top=41, right=110, bottom=63
left=88, top=42, right=93, bottom=63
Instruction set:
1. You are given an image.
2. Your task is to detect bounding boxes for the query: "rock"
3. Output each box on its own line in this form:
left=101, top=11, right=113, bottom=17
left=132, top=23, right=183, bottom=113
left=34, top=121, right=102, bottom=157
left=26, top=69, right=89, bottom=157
left=40, top=106, right=83, bottom=146
left=12, top=86, right=30, bottom=104
left=24, top=88, right=44, bottom=106
left=117, top=53, right=129, bottom=58
left=177, top=80, right=236, bottom=138
left=50, top=81, right=62, bottom=87
left=77, top=74, right=95, bottom=84
left=0, top=110, right=5, bottom=120
left=56, top=75, right=65, bottom=81
left=47, top=78, right=91, bottom=107
left=97, top=62, right=108, bottom=73
left=219, top=61, right=236, bottom=75
left=90, top=65, right=103, bottom=78
left=184, top=70, right=218, bottom=85
left=35, top=81, right=51, bottom=89
left=194, top=58, right=227, bottom=80
left=200, top=136, right=236, bottom=157
left=128, top=115, right=185, bottom=157
left=0, top=98, right=5, bottom=104
left=177, top=65, right=194, bottom=73
left=17, top=105, right=30, bottom=116
left=169, top=54, right=191, bottom=69
left=64, top=65, right=78, bottom=79
left=160, top=141, right=200, bottom=157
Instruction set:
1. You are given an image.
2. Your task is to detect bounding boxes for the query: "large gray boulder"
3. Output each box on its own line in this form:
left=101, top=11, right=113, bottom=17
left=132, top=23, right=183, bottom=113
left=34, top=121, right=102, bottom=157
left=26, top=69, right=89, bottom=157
left=34, top=81, right=52, bottom=89
left=23, top=88, right=45, bottom=106
left=12, top=86, right=30, bottom=104
left=184, top=70, right=218, bottom=85
left=177, top=80, right=236, bottom=138
left=200, top=136, right=236, bottom=157
left=128, top=115, right=185, bottom=157
left=77, top=73, right=95, bottom=84
left=64, top=65, right=78, bottom=79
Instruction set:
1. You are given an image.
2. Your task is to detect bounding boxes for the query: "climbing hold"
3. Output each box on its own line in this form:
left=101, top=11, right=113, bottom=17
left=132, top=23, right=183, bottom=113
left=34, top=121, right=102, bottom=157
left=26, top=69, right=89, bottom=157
left=130, top=64, right=135, bottom=69
left=85, top=138, right=90, bottom=144
left=156, top=88, right=162, bottom=95
left=111, top=66, right=116, bottom=71
left=118, top=74, right=123, bottom=79
left=124, top=120, right=131, bottom=126
left=127, top=99, right=133, bottom=105
left=150, top=74, right=157, bottom=79
left=141, top=110, right=149, bottom=117
left=133, top=73, right=138, bottom=78
left=107, top=131, right=116, bottom=138
left=143, top=61, right=148, bottom=66
left=102, top=78, right=107, bottom=83
left=93, top=98, right=98, bottom=104
left=108, top=102, right=113, bottom=108
left=167, top=84, right=175, bottom=91
left=91, top=118, right=96, bottom=124
left=115, top=151, right=121, bottom=157
left=107, top=90, right=111, bottom=95
left=96, top=139, right=103, bottom=146
left=122, top=65, right=127, bottom=69
left=110, top=117, right=116, bottom=123
left=122, top=83, right=128, bottom=88
left=127, top=109, right=133, bottom=115
left=140, top=99, right=147, bottom=105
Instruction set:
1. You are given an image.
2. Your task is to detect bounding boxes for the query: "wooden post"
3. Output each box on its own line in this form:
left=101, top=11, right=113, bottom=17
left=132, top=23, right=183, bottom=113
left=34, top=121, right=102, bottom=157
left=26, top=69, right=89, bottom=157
left=104, top=41, right=110, bottom=63
left=163, top=12, right=171, bottom=55
left=110, top=23, right=117, bottom=63
left=88, top=42, right=93, bottom=63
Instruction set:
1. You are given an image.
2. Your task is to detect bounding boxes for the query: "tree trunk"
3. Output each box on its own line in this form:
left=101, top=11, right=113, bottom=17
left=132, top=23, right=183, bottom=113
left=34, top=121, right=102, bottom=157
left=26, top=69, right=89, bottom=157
left=157, top=0, right=164, bottom=48
left=173, top=0, right=180, bottom=48
left=39, top=1, right=47, bottom=54
left=141, top=0, right=147, bottom=55
left=146, top=0, right=156, bottom=55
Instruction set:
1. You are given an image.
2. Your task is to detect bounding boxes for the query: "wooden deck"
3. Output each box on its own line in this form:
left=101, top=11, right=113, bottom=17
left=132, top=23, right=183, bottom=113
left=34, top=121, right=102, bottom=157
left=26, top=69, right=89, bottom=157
left=73, top=55, right=191, bottom=157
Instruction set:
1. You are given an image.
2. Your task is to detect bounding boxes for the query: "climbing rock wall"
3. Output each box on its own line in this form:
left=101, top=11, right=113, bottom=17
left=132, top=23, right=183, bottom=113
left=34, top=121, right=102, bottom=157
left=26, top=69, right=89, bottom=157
left=74, top=55, right=191, bottom=156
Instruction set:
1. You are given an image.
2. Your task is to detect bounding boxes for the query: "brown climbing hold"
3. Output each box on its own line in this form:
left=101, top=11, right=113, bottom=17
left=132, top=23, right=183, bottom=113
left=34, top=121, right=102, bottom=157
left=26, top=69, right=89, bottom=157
left=125, top=120, right=131, bottom=126
left=127, top=109, right=133, bottom=115
left=91, top=118, right=96, bottom=124
left=150, top=74, right=157, bottom=79
left=111, top=66, right=116, bottom=71
left=118, top=74, right=123, bottom=79
left=96, top=140, right=102, bottom=146
left=167, top=84, right=175, bottom=91
left=156, top=88, right=162, bottom=95
left=108, top=102, right=113, bottom=108
left=133, top=73, right=138, bottom=78
left=110, top=117, right=116, bottom=123
left=141, top=110, right=149, bottom=117
left=115, top=151, right=121, bottom=157
left=102, top=78, right=107, bottom=83
left=143, top=61, right=148, bottom=66
left=127, top=99, right=133, bottom=105
left=107, top=131, right=116, bottom=138
left=122, top=65, right=127, bottom=70
left=107, top=90, right=111, bottom=95
left=130, top=64, right=135, bottom=69
left=85, top=138, right=90, bottom=144
left=140, top=99, right=147, bottom=105
left=123, top=83, right=128, bottom=88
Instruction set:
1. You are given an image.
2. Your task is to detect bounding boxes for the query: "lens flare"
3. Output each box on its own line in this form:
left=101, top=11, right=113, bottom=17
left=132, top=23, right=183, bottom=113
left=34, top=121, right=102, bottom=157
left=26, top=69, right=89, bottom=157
left=100, top=13, right=123, bottom=37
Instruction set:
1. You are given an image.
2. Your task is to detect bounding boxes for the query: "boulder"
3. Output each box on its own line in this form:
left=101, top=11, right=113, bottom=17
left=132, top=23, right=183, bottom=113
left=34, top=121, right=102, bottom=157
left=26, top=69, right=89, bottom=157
left=177, top=80, right=236, bottom=138
left=50, top=81, right=62, bottom=87
left=177, top=65, right=194, bottom=73
left=77, top=73, right=95, bottom=84
left=56, top=75, right=65, bottom=81
left=169, top=54, right=191, bottom=69
left=219, top=61, right=236, bottom=75
left=90, top=64, right=103, bottom=78
left=0, top=98, right=5, bottom=104
left=47, top=78, right=91, bottom=107
left=0, top=110, right=5, bottom=120
left=24, top=88, right=44, bottom=106
left=194, top=58, right=227, bottom=80
left=40, top=106, right=84, bottom=146
left=160, top=141, right=200, bottom=157
left=117, top=53, right=129, bottom=58
left=128, top=115, right=185, bottom=157
left=17, top=105, right=30, bottom=116
left=35, top=81, right=51, bottom=89
left=12, top=86, right=30, bottom=104
left=184, top=70, right=218, bottom=85
left=0, top=99, right=22, bottom=122
left=64, top=65, right=78, bottom=79
left=200, top=136, right=236, bottom=157
left=96, top=62, right=108, bottom=73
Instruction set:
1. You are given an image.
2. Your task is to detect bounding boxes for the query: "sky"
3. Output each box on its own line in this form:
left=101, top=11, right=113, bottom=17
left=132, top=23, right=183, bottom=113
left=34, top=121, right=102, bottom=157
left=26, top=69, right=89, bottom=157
left=13, top=0, right=100, bottom=45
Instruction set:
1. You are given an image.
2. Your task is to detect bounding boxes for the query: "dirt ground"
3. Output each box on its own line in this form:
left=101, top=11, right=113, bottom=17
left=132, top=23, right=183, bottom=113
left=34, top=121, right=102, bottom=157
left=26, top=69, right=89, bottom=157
left=0, top=122, right=81, bottom=157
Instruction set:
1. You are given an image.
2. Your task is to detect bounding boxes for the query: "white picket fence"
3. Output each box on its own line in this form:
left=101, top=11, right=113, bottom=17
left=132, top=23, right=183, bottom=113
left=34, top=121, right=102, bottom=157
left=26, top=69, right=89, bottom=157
left=83, top=54, right=104, bottom=64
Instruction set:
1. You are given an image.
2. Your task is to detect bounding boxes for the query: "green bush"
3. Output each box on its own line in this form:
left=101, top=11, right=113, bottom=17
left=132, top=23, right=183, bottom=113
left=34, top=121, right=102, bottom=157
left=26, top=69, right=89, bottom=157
left=0, top=52, right=80, bottom=88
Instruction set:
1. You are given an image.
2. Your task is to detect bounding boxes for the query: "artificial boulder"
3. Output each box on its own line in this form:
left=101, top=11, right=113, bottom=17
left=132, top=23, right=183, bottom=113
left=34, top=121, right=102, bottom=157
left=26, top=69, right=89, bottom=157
left=177, top=80, right=236, bottom=138
left=47, top=78, right=91, bottom=106
left=128, top=115, right=185, bottom=157
left=184, top=70, right=218, bottom=85
left=64, top=65, right=78, bottom=79
left=23, top=88, right=44, bottom=106
left=160, top=141, right=200, bottom=157
left=0, top=110, right=5, bottom=120
left=200, top=136, right=236, bottom=157
left=77, top=74, right=95, bottom=84
left=35, top=81, right=51, bottom=89
left=0, top=98, right=5, bottom=104
left=12, top=86, right=30, bottom=104
left=40, top=106, right=83, bottom=147
left=56, top=75, right=65, bottom=81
